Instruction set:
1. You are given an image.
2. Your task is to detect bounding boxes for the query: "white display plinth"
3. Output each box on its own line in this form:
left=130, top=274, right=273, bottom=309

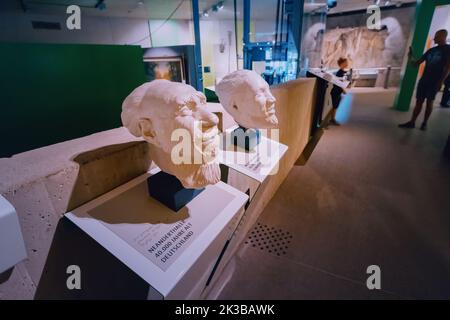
left=218, top=125, right=288, bottom=183
left=0, top=195, right=27, bottom=273
left=65, top=169, right=248, bottom=299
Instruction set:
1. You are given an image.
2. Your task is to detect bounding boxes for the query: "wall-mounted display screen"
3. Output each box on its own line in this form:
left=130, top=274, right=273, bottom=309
left=144, top=57, right=185, bottom=83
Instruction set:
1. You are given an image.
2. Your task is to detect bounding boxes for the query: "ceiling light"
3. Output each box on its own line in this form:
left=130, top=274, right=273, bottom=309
left=208, top=1, right=225, bottom=15
left=95, top=0, right=106, bottom=10
left=202, top=10, right=209, bottom=17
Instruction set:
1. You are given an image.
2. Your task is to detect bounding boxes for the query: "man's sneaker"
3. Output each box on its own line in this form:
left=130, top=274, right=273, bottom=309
left=398, top=121, right=415, bottom=129
left=420, top=123, right=427, bottom=131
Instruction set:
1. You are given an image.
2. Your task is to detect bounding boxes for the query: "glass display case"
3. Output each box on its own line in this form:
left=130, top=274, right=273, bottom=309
left=299, top=1, right=328, bottom=76
left=198, top=0, right=310, bottom=87
left=243, top=0, right=302, bottom=85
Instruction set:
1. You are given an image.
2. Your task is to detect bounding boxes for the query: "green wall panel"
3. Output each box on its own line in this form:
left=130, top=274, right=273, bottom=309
left=0, top=43, right=146, bottom=157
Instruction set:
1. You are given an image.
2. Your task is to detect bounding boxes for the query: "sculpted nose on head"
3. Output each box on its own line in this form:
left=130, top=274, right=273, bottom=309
left=198, top=108, right=219, bottom=128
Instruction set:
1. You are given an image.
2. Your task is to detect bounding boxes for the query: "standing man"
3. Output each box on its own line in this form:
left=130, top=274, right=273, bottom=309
left=399, top=29, right=450, bottom=131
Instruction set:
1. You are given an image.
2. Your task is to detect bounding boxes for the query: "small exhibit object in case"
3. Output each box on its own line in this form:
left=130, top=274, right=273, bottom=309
left=230, top=126, right=261, bottom=151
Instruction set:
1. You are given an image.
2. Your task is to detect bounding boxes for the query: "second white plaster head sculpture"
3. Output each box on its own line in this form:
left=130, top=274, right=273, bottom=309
left=215, top=70, right=278, bottom=129
left=121, top=80, right=220, bottom=189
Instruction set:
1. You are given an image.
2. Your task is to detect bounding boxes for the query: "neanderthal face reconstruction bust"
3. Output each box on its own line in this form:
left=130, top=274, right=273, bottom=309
left=215, top=70, right=278, bottom=129
left=121, top=80, right=221, bottom=189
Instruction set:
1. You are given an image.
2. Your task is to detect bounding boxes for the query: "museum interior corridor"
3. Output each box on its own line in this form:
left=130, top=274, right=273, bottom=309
left=2, top=0, right=450, bottom=303
left=218, top=89, right=450, bottom=299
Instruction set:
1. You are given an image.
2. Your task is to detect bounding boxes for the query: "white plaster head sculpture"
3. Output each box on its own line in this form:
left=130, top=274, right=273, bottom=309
left=215, top=70, right=278, bottom=129
left=122, top=80, right=221, bottom=189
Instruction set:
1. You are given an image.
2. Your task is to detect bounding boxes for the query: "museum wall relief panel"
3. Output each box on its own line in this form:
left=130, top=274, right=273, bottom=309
left=302, top=6, right=415, bottom=76
left=322, top=7, right=415, bottom=69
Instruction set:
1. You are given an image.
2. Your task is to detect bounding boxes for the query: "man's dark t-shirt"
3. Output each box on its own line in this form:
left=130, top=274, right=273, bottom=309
left=420, top=44, right=450, bottom=83
left=331, top=69, right=346, bottom=95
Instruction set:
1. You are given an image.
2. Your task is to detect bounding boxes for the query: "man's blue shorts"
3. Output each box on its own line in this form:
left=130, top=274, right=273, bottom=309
left=416, top=78, right=439, bottom=101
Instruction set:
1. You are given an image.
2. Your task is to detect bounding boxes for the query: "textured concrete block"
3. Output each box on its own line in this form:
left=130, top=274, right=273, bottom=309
left=2, top=181, right=59, bottom=287
left=0, top=128, right=151, bottom=299
left=66, top=141, right=150, bottom=211
left=43, top=165, right=79, bottom=217
left=0, top=262, right=35, bottom=300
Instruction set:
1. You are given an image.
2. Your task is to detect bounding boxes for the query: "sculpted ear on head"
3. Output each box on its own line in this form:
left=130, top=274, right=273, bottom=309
left=121, top=83, right=161, bottom=147
left=138, top=118, right=160, bottom=146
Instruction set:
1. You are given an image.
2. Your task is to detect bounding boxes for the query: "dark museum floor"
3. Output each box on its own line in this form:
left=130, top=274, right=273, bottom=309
left=218, top=89, right=450, bottom=299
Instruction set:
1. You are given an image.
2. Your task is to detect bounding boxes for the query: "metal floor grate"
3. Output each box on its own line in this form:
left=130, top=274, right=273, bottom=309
left=245, top=222, right=293, bottom=256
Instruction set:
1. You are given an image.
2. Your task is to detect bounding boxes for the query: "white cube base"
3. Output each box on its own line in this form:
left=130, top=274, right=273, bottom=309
left=65, top=169, right=248, bottom=299
left=0, top=195, right=27, bottom=273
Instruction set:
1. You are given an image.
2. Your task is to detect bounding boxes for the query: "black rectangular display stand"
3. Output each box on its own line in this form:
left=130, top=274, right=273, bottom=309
left=147, top=171, right=204, bottom=212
